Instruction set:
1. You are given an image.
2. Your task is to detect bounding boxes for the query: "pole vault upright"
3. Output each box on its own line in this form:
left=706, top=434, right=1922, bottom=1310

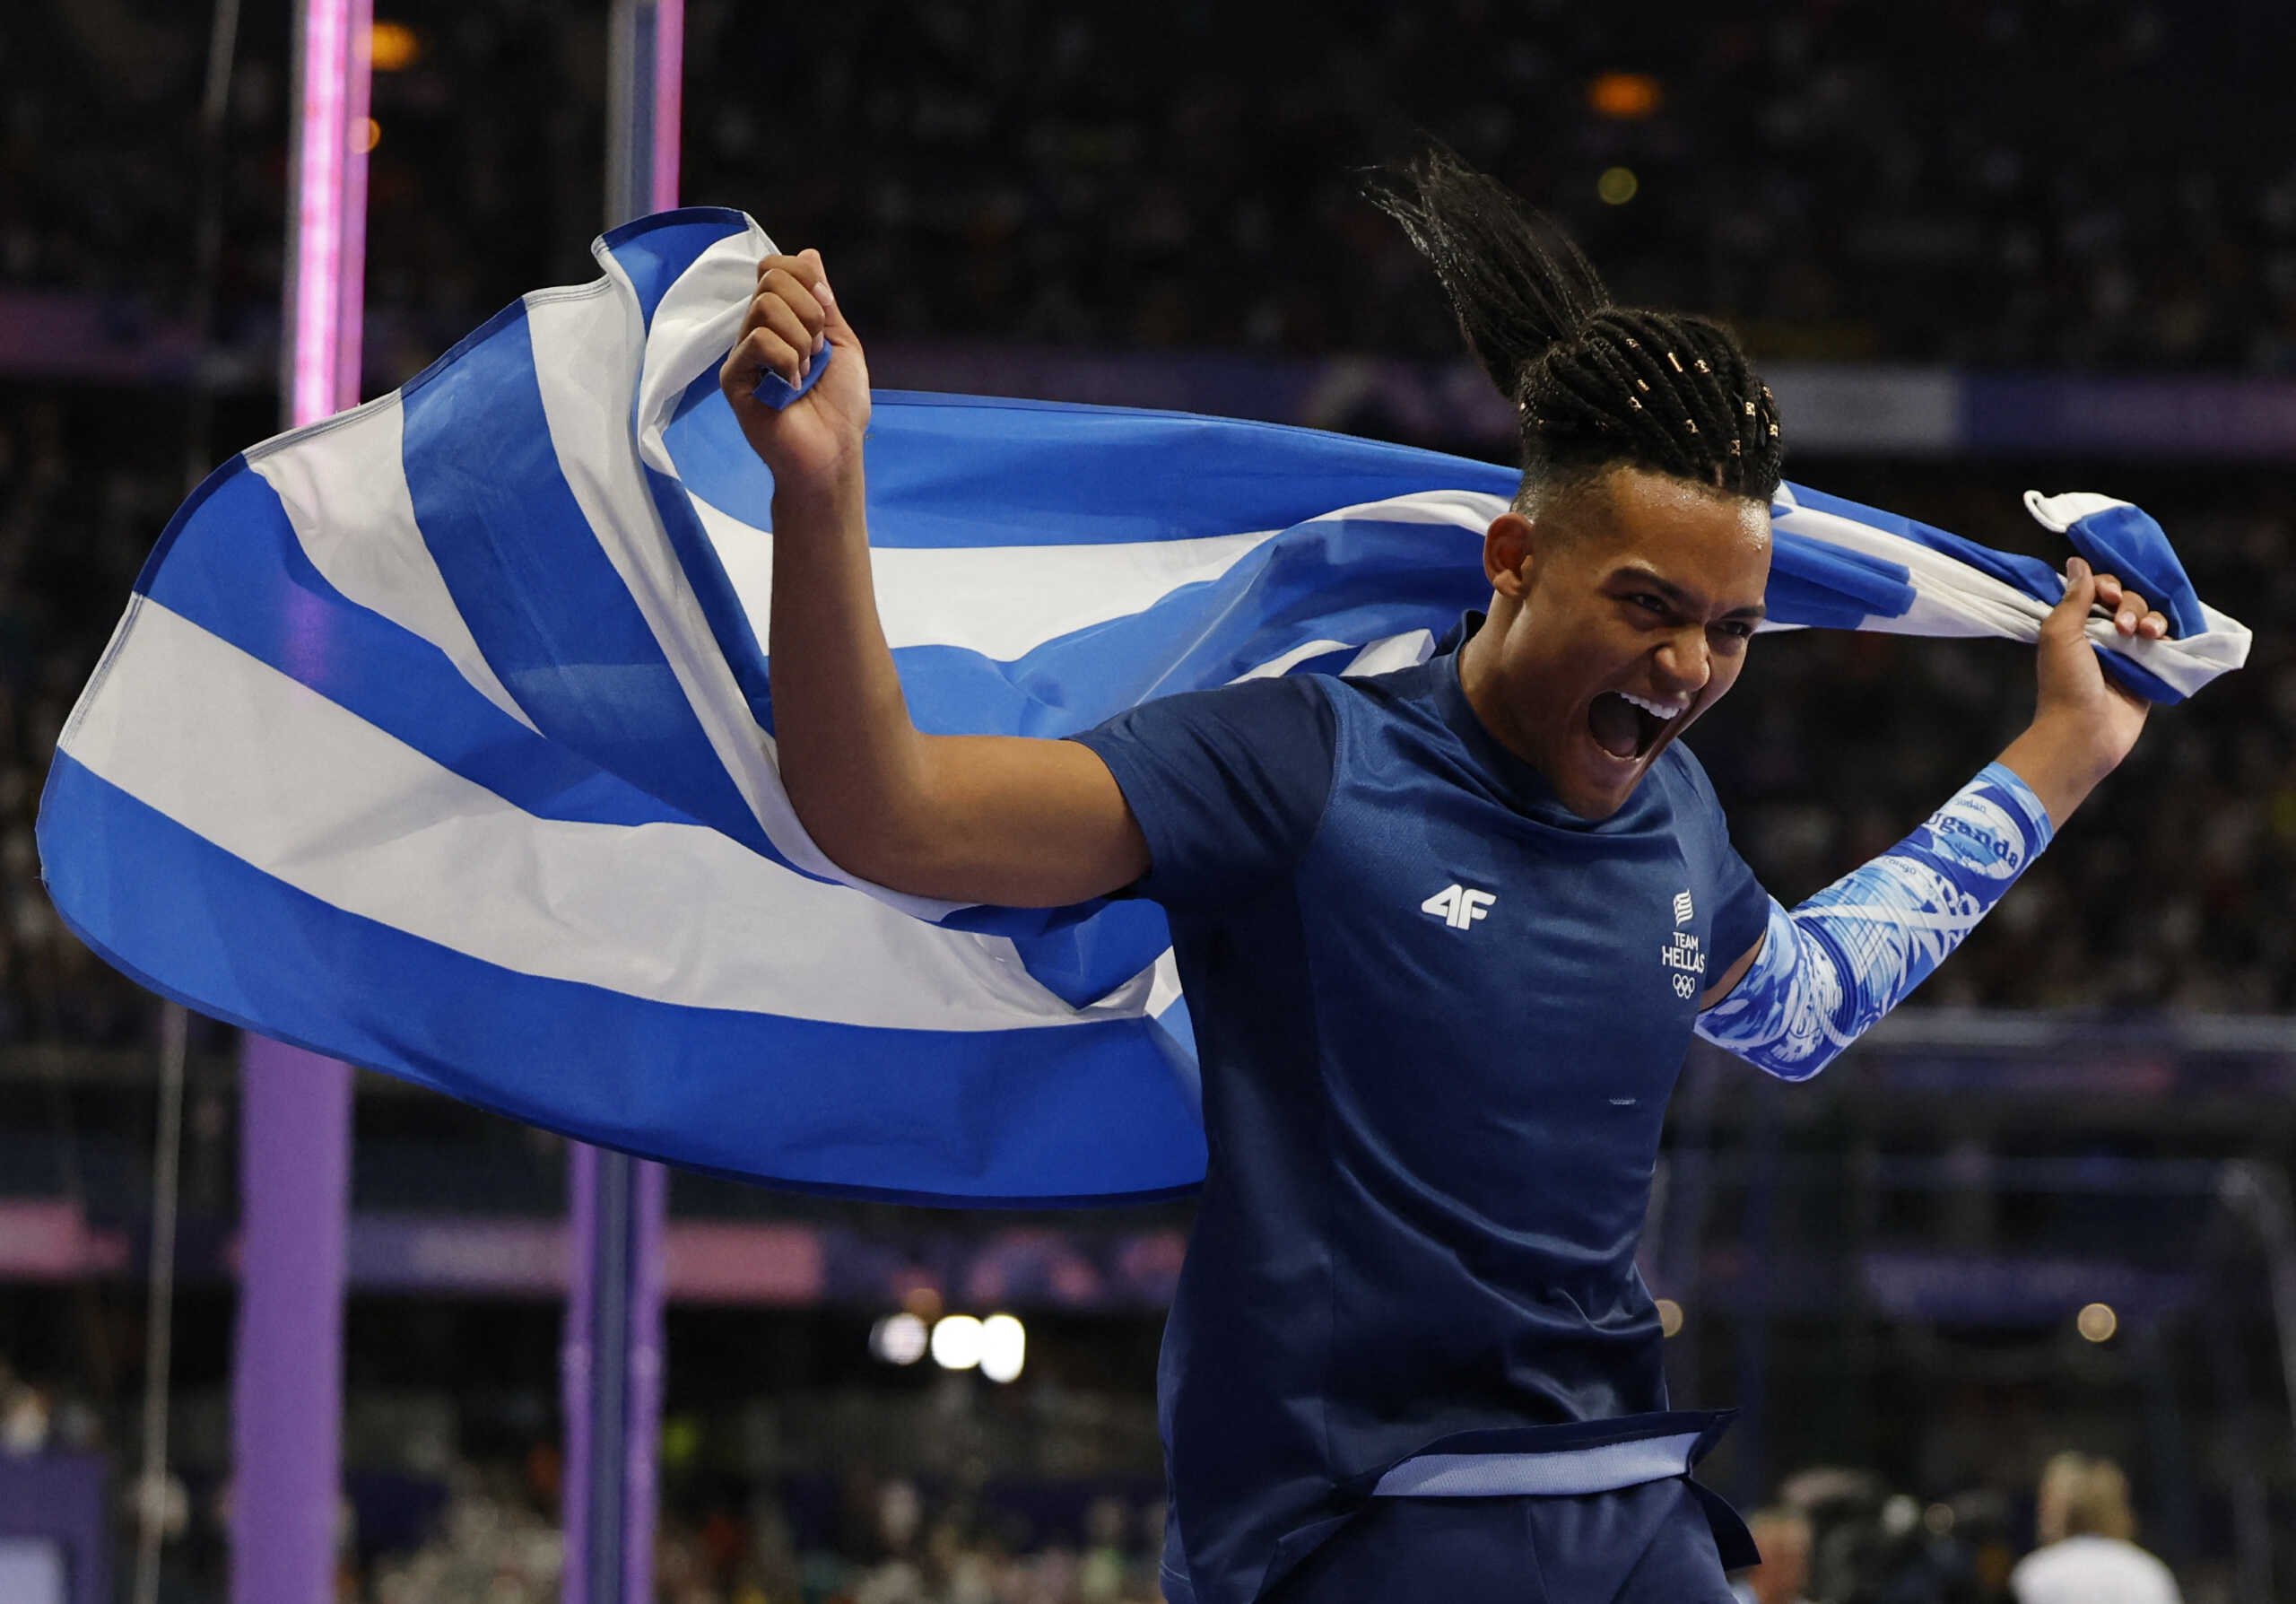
left=231, top=4, right=370, bottom=1603
left=564, top=7, right=683, bottom=1603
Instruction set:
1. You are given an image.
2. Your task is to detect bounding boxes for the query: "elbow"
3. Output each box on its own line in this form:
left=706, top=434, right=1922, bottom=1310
left=780, top=767, right=935, bottom=892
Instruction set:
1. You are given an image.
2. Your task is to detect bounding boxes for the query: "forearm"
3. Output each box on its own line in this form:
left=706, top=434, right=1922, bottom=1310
left=768, top=467, right=937, bottom=879
left=1696, top=762, right=2053, bottom=1078
left=728, top=257, right=1147, bottom=906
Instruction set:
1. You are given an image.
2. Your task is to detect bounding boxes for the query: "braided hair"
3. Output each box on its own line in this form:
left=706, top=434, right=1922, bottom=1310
left=1364, top=147, right=1784, bottom=508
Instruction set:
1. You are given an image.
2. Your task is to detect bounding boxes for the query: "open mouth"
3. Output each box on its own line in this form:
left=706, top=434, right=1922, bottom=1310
left=1587, top=690, right=1686, bottom=763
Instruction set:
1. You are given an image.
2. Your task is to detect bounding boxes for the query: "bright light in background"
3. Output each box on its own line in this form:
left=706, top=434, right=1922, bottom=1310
left=357, top=118, right=380, bottom=153
left=930, top=1314, right=984, bottom=1370
left=1587, top=72, right=1663, bottom=120
left=2076, top=1302, right=2118, bottom=1343
left=869, top=1312, right=927, bottom=1365
left=1597, top=167, right=1640, bottom=206
left=979, top=1314, right=1026, bottom=1383
left=1654, top=1297, right=1683, bottom=1337
left=369, top=20, right=421, bottom=71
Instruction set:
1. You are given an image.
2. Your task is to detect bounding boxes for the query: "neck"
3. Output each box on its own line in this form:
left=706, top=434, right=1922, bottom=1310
left=1457, top=599, right=1540, bottom=768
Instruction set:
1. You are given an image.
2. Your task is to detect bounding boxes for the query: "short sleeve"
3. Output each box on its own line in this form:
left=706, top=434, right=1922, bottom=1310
left=1066, top=675, right=1339, bottom=909
left=1672, top=745, right=1770, bottom=969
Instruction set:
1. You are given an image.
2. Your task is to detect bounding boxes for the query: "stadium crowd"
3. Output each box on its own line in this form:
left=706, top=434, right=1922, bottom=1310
left=4, top=0, right=2296, bottom=373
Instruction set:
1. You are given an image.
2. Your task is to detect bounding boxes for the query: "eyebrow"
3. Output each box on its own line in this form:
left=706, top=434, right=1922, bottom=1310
left=1607, top=563, right=1767, bottom=621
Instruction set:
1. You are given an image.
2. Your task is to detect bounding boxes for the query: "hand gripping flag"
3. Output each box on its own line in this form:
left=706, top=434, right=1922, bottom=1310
left=38, top=209, right=2250, bottom=1204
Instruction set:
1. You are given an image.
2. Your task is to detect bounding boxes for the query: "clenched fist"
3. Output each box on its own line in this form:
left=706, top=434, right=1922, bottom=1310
left=719, top=248, right=871, bottom=503
left=1998, top=555, right=2169, bottom=826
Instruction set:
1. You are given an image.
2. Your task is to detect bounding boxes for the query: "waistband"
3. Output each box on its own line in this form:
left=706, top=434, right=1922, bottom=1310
left=1370, top=1428, right=1705, bottom=1497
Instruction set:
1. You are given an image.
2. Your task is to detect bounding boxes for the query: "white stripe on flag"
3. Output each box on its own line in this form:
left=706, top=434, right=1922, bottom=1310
left=634, top=223, right=771, bottom=479
left=690, top=495, right=1284, bottom=660
left=60, top=598, right=1113, bottom=1032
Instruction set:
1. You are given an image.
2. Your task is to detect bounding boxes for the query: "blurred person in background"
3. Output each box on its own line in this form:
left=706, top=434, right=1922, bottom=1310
left=1731, top=1507, right=1813, bottom=1604
left=2009, top=1453, right=2179, bottom=1604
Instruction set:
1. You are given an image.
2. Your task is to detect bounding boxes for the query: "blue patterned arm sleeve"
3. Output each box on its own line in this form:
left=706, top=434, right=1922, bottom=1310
left=1694, top=763, right=2054, bottom=1080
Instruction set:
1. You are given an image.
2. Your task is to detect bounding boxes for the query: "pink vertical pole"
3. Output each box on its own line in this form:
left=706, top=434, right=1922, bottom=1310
left=278, top=0, right=370, bottom=426
left=650, top=0, right=683, bottom=218
left=335, top=7, right=371, bottom=407
left=233, top=3, right=369, bottom=1602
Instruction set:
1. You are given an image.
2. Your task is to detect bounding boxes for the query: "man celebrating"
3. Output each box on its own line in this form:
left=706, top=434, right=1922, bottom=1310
left=719, top=151, right=2170, bottom=1603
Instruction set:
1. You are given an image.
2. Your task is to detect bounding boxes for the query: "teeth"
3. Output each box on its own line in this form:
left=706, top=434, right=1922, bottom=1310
left=1617, top=691, right=1688, bottom=719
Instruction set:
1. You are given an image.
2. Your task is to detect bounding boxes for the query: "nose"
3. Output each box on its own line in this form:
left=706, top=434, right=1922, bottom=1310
left=1653, top=629, right=1709, bottom=696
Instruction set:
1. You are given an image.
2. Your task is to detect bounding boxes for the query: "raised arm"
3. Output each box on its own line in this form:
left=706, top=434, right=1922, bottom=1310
left=718, top=251, right=1148, bottom=907
left=1696, top=557, right=2166, bottom=1074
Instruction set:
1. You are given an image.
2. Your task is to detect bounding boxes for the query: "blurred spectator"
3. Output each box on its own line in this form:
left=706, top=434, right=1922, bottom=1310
left=9, top=0, right=2296, bottom=376
left=2008, top=1453, right=2180, bottom=1604
left=1733, top=1505, right=1814, bottom=1604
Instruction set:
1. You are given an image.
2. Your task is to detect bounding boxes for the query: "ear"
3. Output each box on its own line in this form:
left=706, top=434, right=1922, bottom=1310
left=1483, top=510, right=1537, bottom=597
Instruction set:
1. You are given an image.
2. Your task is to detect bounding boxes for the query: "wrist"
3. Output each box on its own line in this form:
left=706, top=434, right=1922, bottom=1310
left=770, top=458, right=867, bottom=527
left=1996, top=717, right=2113, bottom=829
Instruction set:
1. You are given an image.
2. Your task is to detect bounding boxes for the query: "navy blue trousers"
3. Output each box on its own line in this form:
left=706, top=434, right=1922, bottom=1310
left=1261, top=1478, right=1739, bottom=1604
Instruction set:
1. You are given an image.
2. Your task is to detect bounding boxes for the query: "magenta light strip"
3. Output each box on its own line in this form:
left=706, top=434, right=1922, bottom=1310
left=288, top=0, right=370, bottom=426
left=650, top=0, right=684, bottom=211
left=335, top=0, right=373, bottom=410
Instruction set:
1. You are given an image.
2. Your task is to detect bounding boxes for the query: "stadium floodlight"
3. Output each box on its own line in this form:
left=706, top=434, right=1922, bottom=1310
left=980, top=1314, right=1027, bottom=1383
left=931, top=1314, right=986, bottom=1370
left=870, top=1312, right=929, bottom=1365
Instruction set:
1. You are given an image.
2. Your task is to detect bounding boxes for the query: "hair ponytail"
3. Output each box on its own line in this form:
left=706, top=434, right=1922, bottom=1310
left=1362, top=145, right=1611, bottom=401
left=1366, top=144, right=1786, bottom=503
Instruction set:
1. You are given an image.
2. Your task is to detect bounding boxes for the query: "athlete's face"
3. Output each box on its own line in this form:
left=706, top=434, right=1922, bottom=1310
left=1459, top=466, right=1771, bottom=820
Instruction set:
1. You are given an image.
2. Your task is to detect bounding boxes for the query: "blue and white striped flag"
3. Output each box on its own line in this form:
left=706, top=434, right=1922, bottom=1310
left=39, top=209, right=2248, bottom=1204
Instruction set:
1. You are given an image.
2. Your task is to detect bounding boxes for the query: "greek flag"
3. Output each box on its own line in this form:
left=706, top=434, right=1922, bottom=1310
left=39, top=209, right=2248, bottom=1204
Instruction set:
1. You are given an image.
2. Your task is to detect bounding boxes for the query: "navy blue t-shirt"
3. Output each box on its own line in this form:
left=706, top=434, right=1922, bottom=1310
left=1069, top=615, right=1770, bottom=1604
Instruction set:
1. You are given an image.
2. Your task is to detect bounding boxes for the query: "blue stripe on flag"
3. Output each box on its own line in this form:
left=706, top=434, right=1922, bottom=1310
left=39, top=750, right=1208, bottom=1205
left=1765, top=528, right=1917, bottom=629
left=646, top=457, right=776, bottom=724
left=397, top=301, right=778, bottom=853
left=650, top=370, right=778, bottom=724
left=1005, top=898, right=1174, bottom=1011
left=138, top=465, right=704, bottom=832
left=2054, top=502, right=2206, bottom=640
left=663, top=385, right=1521, bottom=548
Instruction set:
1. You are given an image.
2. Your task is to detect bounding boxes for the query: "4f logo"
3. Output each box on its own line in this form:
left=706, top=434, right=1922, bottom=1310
left=1422, top=883, right=1496, bottom=930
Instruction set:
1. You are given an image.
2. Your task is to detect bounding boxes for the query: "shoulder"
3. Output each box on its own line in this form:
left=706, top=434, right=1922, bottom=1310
left=1065, top=674, right=1344, bottom=905
left=1332, top=651, right=1450, bottom=713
